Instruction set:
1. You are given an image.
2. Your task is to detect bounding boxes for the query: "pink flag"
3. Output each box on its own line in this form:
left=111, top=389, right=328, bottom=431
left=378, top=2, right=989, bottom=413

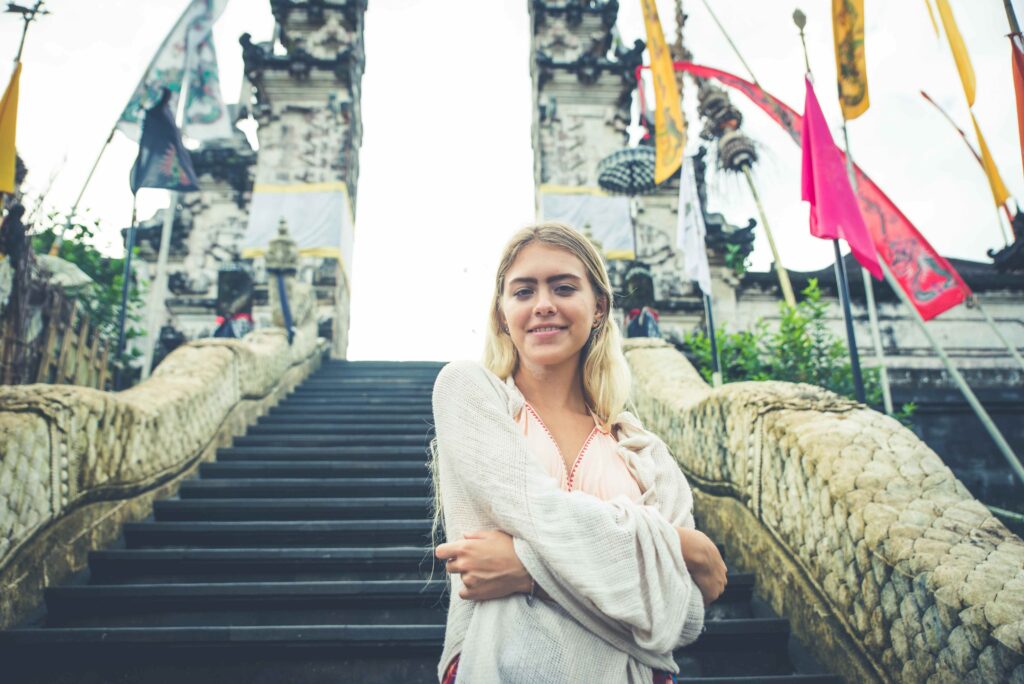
left=800, top=77, right=883, bottom=280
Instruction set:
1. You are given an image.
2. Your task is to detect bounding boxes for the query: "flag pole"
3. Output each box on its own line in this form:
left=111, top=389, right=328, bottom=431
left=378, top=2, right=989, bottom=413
left=11, top=1, right=46, bottom=64
left=919, top=91, right=1014, bottom=237
left=692, top=0, right=794, bottom=307
left=971, top=296, right=1024, bottom=372
left=140, top=190, right=179, bottom=379
left=702, top=292, right=722, bottom=387
left=880, top=262, right=1024, bottom=486
left=693, top=0, right=796, bottom=309
left=1005, top=0, right=1021, bottom=34
left=841, top=123, right=894, bottom=413
left=740, top=164, right=797, bottom=308
left=795, top=9, right=867, bottom=403
left=115, top=195, right=139, bottom=390
left=49, top=0, right=196, bottom=257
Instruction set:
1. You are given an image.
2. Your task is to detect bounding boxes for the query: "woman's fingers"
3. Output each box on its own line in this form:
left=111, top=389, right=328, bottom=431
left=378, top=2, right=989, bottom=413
left=434, top=540, right=461, bottom=560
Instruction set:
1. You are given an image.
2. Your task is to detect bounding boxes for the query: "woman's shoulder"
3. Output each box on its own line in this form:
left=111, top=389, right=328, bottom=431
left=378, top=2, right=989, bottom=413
left=433, top=361, right=514, bottom=407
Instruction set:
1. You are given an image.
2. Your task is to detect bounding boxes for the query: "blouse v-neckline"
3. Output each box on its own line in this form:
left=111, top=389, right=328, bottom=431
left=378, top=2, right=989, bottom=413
left=522, top=401, right=601, bottom=491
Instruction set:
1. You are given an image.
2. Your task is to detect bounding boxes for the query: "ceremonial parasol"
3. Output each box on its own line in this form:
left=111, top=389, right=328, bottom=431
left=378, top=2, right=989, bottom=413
left=597, top=146, right=658, bottom=258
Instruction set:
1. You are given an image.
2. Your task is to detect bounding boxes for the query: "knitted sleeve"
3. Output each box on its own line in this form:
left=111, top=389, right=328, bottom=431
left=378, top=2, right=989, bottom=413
left=433, top=361, right=702, bottom=660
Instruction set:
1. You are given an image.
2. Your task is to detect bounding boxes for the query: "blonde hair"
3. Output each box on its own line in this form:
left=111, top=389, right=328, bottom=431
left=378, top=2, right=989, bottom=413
left=483, top=221, right=632, bottom=428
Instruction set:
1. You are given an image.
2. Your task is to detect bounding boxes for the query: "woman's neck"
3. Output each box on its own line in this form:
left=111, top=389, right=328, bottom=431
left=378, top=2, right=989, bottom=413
left=513, top=356, right=588, bottom=415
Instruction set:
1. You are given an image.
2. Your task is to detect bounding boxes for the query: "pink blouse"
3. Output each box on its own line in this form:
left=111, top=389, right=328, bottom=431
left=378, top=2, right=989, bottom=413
left=516, top=401, right=644, bottom=503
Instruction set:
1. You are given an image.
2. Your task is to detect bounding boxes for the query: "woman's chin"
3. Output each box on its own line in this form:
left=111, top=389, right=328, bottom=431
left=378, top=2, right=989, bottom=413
left=519, top=346, right=582, bottom=369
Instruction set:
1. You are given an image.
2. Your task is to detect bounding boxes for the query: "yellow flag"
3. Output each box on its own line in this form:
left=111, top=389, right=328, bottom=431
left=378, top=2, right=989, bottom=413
left=0, top=63, right=21, bottom=194
left=934, top=0, right=975, bottom=106
left=832, top=0, right=870, bottom=120
left=640, top=0, right=684, bottom=184
left=971, top=112, right=1011, bottom=207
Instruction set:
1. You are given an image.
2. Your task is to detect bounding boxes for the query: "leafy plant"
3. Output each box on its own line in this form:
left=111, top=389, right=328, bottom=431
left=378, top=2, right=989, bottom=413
left=31, top=213, right=146, bottom=381
left=683, top=279, right=915, bottom=423
left=724, top=242, right=750, bottom=276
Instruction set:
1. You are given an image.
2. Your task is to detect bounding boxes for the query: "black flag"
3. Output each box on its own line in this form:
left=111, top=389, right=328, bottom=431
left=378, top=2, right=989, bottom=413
left=129, top=89, right=199, bottom=195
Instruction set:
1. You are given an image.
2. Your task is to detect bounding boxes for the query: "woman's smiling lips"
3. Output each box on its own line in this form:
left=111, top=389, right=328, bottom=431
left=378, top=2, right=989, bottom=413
left=527, top=325, right=567, bottom=339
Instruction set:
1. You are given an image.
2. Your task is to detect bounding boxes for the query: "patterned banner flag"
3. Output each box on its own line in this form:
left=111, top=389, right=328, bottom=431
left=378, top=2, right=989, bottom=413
left=832, top=0, right=870, bottom=120
left=677, top=157, right=712, bottom=295
left=639, top=0, right=685, bottom=184
left=130, top=91, right=199, bottom=195
left=0, top=63, right=21, bottom=194
left=117, top=0, right=231, bottom=142
left=673, top=62, right=972, bottom=320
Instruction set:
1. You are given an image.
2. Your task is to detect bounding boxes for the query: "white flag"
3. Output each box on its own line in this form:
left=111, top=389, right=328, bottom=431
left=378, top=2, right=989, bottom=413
left=117, top=0, right=232, bottom=142
left=677, top=156, right=712, bottom=296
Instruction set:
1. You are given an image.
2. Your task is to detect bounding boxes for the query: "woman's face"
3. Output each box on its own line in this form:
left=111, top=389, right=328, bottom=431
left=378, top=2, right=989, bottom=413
left=500, top=241, right=604, bottom=371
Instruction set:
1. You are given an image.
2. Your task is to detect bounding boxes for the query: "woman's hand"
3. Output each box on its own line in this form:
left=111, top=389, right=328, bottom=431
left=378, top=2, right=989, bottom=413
left=435, top=530, right=533, bottom=601
left=676, top=527, right=728, bottom=607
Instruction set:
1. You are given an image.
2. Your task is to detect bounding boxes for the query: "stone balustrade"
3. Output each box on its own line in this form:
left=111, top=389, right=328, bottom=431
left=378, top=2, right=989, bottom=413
left=624, top=338, right=1023, bottom=683
left=0, top=282, right=325, bottom=629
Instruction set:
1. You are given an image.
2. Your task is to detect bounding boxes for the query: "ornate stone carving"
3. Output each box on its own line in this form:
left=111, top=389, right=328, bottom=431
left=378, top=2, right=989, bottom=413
left=265, top=219, right=299, bottom=274
left=624, top=338, right=1024, bottom=684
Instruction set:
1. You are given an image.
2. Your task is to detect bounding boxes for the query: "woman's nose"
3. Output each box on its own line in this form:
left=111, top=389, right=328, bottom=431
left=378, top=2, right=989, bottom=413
left=533, top=295, right=555, bottom=315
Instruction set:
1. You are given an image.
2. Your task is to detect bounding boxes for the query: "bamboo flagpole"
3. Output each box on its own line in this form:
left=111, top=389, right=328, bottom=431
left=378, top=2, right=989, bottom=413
left=880, top=262, right=1024, bottom=486
left=0, top=1, right=46, bottom=211
left=795, top=8, right=867, bottom=403
left=826, top=0, right=895, bottom=413
left=685, top=0, right=797, bottom=308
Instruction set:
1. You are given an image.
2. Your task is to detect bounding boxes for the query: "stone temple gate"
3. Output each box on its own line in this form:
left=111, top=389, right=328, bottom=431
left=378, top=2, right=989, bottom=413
left=0, top=1, right=1022, bottom=682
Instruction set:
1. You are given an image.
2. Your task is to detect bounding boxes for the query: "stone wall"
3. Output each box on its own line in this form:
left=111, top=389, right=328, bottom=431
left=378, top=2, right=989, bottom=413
left=623, top=338, right=1024, bottom=683
left=0, top=296, right=326, bottom=629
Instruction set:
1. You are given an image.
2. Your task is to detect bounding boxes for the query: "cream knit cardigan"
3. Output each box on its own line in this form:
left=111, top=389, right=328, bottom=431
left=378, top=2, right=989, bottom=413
left=432, top=361, right=705, bottom=683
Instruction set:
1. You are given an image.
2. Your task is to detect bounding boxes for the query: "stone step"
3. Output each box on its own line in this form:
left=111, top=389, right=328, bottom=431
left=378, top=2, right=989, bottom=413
left=88, top=547, right=439, bottom=583
left=44, top=577, right=755, bottom=628
left=216, top=445, right=430, bottom=461
left=178, top=477, right=429, bottom=499
left=153, top=497, right=433, bottom=521
left=277, top=396, right=431, bottom=407
left=45, top=580, right=448, bottom=628
left=287, top=388, right=433, bottom=399
left=0, top=619, right=792, bottom=683
left=265, top=406, right=434, bottom=419
left=199, top=461, right=428, bottom=479
left=232, top=434, right=431, bottom=447
left=685, top=677, right=841, bottom=683
left=122, top=520, right=434, bottom=548
left=245, top=423, right=432, bottom=436
left=256, top=413, right=434, bottom=425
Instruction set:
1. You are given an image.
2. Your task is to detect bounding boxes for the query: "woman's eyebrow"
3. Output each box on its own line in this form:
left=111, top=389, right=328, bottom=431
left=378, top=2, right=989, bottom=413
left=508, top=274, right=582, bottom=286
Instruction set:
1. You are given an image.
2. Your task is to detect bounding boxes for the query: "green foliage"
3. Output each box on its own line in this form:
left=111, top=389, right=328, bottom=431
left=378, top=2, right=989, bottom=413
left=31, top=213, right=145, bottom=372
left=684, top=279, right=915, bottom=423
left=724, top=242, right=750, bottom=276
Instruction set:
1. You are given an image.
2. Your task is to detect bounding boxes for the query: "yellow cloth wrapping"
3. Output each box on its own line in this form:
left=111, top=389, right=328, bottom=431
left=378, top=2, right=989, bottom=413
left=640, top=0, right=684, bottom=184
left=0, top=63, right=22, bottom=194
left=832, top=0, right=870, bottom=120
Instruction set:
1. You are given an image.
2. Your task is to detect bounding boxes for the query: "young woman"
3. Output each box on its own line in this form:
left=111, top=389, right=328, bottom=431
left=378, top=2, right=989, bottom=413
left=431, top=222, right=727, bottom=683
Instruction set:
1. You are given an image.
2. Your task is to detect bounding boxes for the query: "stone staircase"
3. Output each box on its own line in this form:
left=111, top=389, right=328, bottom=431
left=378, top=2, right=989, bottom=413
left=1, top=360, right=841, bottom=683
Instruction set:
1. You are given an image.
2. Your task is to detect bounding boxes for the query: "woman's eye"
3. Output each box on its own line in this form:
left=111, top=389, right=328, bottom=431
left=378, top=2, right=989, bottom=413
left=513, top=289, right=533, bottom=298
left=555, top=285, right=576, bottom=295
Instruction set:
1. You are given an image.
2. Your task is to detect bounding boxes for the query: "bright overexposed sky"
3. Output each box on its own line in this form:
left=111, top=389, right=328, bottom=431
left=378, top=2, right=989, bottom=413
left=2, top=1, right=1022, bottom=360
